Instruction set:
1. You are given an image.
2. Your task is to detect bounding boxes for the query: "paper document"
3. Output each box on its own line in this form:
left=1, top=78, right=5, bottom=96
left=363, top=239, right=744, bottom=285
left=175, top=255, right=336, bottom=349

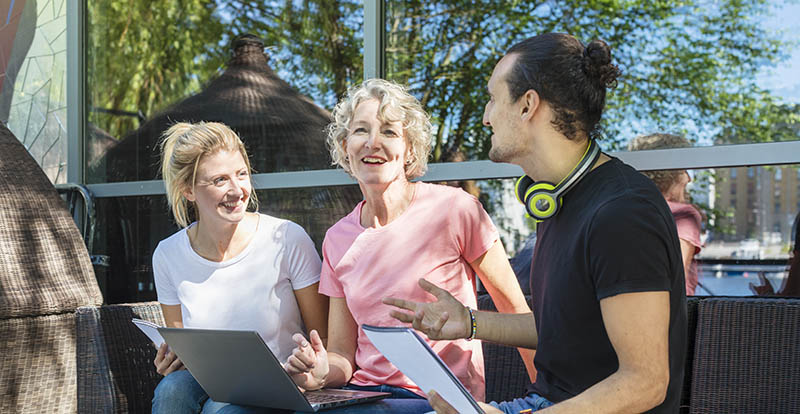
left=362, top=325, right=483, bottom=414
left=132, top=318, right=165, bottom=348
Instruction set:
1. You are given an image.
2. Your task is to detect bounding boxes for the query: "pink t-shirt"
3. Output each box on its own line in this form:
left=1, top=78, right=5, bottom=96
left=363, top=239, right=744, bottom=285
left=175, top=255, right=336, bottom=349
left=668, top=201, right=703, bottom=295
left=319, top=182, right=498, bottom=401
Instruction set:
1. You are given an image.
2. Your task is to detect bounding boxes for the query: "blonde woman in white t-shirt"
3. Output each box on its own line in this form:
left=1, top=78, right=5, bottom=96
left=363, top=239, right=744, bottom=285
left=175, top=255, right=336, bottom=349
left=151, top=121, right=328, bottom=414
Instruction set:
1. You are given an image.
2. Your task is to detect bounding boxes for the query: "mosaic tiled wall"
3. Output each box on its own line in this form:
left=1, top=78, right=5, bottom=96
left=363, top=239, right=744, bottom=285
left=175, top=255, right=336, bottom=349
left=2, top=0, right=67, bottom=184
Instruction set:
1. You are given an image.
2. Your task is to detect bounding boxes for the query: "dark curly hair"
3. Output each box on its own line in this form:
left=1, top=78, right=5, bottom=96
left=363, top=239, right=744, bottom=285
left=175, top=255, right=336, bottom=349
left=505, top=33, right=621, bottom=141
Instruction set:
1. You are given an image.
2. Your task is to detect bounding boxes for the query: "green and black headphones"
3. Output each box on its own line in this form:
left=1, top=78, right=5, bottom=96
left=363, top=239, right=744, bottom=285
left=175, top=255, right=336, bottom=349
left=515, top=140, right=602, bottom=221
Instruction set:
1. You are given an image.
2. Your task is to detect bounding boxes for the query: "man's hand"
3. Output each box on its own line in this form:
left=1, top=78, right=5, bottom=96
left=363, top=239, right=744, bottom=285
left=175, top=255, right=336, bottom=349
left=154, top=343, right=184, bottom=376
left=284, top=329, right=329, bottom=391
left=383, top=278, right=471, bottom=340
left=749, top=272, right=776, bottom=296
left=428, top=391, right=502, bottom=414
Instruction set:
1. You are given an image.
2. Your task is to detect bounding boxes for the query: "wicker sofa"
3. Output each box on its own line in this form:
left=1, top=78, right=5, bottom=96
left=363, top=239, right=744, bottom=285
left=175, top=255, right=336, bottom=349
left=76, top=303, right=164, bottom=413
left=71, top=295, right=800, bottom=414
left=2, top=123, right=798, bottom=413
left=482, top=295, right=800, bottom=414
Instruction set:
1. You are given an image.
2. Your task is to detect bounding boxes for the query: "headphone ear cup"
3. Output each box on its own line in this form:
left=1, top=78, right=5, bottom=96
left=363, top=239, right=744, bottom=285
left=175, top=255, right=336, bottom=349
left=515, top=176, right=535, bottom=204
left=525, top=182, right=560, bottom=220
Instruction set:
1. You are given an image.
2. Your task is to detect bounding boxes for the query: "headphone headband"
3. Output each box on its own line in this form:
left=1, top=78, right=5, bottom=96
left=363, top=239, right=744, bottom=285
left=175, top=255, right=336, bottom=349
left=552, top=140, right=601, bottom=200
left=515, top=140, right=602, bottom=221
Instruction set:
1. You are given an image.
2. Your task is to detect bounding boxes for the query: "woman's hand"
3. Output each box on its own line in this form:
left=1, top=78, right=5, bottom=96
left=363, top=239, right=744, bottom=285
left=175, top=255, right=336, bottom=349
left=284, top=329, right=329, bottom=390
left=428, top=391, right=503, bottom=414
left=383, top=278, right=471, bottom=340
left=154, top=343, right=185, bottom=376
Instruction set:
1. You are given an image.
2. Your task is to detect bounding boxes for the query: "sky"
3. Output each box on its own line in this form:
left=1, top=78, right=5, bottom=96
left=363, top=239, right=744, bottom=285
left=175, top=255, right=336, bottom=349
left=757, top=1, right=800, bottom=103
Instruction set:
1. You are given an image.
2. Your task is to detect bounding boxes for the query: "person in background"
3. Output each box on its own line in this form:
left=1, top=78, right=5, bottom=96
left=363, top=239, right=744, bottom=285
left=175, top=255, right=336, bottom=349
left=151, top=121, right=328, bottom=414
left=284, top=79, right=533, bottom=413
left=629, top=133, right=705, bottom=295
left=781, top=212, right=800, bottom=296
left=751, top=211, right=800, bottom=296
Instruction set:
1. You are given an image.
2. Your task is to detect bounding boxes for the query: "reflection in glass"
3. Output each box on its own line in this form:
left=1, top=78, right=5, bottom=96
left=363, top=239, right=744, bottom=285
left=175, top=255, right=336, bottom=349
left=86, top=1, right=364, bottom=183
left=94, top=36, right=336, bottom=183
left=3, top=0, right=67, bottom=183
left=95, top=184, right=361, bottom=304
left=439, top=167, right=800, bottom=298
left=706, top=165, right=800, bottom=297
left=92, top=166, right=800, bottom=303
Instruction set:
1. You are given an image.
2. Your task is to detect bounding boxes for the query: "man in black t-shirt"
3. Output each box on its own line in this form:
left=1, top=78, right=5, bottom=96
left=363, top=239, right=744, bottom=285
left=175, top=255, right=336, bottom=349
left=386, top=33, right=687, bottom=413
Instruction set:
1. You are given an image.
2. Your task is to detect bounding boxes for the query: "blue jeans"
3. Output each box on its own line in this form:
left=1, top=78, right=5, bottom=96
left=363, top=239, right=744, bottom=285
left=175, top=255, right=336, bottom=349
left=489, top=393, right=554, bottom=414
left=153, top=370, right=284, bottom=414
left=300, top=384, right=432, bottom=414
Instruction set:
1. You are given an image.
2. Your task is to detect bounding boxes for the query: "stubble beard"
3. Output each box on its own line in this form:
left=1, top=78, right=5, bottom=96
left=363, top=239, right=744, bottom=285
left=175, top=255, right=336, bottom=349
left=488, top=141, right=516, bottom=164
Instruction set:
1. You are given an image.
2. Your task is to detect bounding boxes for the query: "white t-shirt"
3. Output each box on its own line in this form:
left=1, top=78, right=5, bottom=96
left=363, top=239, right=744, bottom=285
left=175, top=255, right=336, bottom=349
left=153, top=213, right=321, bottom=361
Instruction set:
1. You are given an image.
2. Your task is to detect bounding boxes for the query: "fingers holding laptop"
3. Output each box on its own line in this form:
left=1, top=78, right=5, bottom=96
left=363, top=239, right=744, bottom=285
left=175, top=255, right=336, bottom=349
left=383, top=278, right=471, bottom=341
left=428, top=391, right=458, bottom=414
left=154, top=343, right=185, bottom=376
left=428, top=390, right=502, bottom=414
left=285, top=329, right=329, bottom=390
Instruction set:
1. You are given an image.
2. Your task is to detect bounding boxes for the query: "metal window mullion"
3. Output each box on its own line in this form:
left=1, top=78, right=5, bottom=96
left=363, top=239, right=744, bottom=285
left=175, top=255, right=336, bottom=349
left=66, top=0, right=86, bottom=185
left=363, top=0, right=385, bottom=80
left=85, top=141, right=800, bottom=198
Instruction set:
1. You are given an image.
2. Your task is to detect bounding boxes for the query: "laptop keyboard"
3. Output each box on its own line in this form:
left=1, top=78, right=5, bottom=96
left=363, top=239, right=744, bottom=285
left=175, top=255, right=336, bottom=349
left=306, top=391, right=352, bottom=404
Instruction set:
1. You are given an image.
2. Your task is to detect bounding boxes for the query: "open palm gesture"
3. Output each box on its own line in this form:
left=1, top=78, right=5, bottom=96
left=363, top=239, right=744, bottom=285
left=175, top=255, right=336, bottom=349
left=382, top=278, right=472, bottom=340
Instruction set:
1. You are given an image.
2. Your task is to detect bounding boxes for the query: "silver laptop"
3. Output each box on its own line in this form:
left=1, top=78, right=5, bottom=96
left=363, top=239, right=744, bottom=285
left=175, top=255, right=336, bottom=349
left=158, top=327, right=390, bottom=411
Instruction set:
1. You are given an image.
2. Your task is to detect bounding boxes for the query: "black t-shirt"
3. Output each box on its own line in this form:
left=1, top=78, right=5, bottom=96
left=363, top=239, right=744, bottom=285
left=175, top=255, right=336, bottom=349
left=527, top=157, right=687, bottom=413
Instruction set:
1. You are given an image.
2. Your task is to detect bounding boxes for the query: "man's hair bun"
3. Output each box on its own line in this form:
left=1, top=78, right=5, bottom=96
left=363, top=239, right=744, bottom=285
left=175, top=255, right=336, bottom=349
left=583, top=39, right=621, bottom=89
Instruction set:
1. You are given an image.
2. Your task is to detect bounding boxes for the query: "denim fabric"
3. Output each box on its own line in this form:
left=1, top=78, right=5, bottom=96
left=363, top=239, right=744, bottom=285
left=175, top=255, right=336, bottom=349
left=152, top=370, right=210, bottom=413
left=216, top=402, right=290, bottom=414
left=296, top=384, right=432, bottom=414
left=489, top=393, right=554, bottom=414
left=152, top=370, right=285, bottom=414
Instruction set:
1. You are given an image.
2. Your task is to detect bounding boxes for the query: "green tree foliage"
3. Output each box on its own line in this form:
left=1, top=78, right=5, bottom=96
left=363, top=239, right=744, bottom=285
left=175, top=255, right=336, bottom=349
left=88, top=0, right=798, bottom=151
left=87, top=0, right=226, bottom=138
left=216, top=0, right=364, bottom=109
left=387, top=0, right=799, bottom=155
left=88, top=0, right=365, bottom=139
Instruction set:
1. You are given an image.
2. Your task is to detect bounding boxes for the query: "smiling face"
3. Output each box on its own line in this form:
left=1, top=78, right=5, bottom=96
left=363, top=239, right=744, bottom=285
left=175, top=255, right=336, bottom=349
left=345, top=98, right=411, bottom=186
left=183, top=149, right=252, bottom=226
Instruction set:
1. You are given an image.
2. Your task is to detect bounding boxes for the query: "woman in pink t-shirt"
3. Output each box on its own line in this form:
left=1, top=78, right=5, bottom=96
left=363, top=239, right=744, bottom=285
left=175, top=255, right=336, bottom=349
left=284, top=79, right=532, bottom=413
left=629, top=133, right=704, bottom=295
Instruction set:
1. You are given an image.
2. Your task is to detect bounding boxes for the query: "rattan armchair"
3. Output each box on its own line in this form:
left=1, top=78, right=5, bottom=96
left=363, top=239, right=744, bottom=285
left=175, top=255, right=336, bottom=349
left=76, top=302, right=164, bottom=413
left=477, top=294, right=532, bottom=403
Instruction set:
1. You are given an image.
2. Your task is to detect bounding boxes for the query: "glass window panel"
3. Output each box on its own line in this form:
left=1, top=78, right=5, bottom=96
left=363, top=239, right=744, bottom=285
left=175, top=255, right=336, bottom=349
left=696, top=165, right=799, bottom=297
left=94, top=184, right=363, bottom=304
left=86, top=1, right=364, bottom=184
left=3, top=0, right=68, bottom=183
left=385, top=1, right=800, bottom=163
left=440, top=167, right=800, bottom=298
left=93, top=164, right=800, bottom=303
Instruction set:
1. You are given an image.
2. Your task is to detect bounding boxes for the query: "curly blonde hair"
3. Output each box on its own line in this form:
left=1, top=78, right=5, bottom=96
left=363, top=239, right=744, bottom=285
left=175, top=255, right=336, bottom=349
left=326, top=79, right=432, bottom=180
left=628, top=133, right=691, bottom=194
left=159, top=121, right=258, bottom=227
